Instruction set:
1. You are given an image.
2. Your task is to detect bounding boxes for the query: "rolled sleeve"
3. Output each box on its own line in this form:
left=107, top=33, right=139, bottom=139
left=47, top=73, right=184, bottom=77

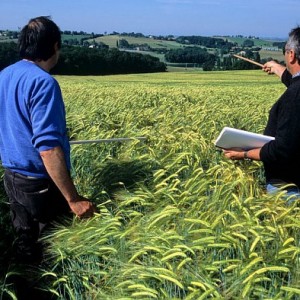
left=28, top=78, right=67, bottom=152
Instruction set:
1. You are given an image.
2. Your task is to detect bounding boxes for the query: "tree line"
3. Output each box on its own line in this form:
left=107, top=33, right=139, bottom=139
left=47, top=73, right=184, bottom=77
left=176, top=36, right=235, bottom=51
left=165, top=47, right=217, bottom=71
left=0, top=42, right=166, bottom=74
left=163, top=47, right=263, bottom=71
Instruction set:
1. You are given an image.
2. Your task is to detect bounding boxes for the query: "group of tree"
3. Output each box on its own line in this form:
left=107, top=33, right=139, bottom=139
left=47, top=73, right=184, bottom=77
left=107, top=31, right=176, bottom=41
left=175, top=36, right=235, bottom=52
left=53, top=46, right=166, bottom=75
left=0, top=42, right=166, bottom=74
left=222, top=50, right=262, bottom=70
left=272, top=41, right=286, bottom=48
left=63, top=38, right=109, bottom=49
left=118, top=39, right=151, bottom=51
left=165, top=47, right=216, bottom=71
left=0, top=42, right=18, bottom=70
left=164, top=46, right=263, bottom=71
left=0, top=30, right=19, bottom=40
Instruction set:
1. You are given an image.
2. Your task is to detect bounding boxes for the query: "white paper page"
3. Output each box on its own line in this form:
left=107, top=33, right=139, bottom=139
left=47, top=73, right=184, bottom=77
left=215, top=127, right=274, bottom=150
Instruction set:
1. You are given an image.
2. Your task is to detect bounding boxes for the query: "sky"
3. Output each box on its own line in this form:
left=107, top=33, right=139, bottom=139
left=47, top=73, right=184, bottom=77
left=1, top=0, right=299, bottom=39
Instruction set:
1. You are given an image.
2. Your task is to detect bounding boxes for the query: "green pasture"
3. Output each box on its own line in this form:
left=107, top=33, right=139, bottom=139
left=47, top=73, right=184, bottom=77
left=62, top=34, right=92, bottom=42
left=89, top=34, right=286, bottom=67
left=259, top=49, right=285, bottom=62
left=91, top=34, right=183, bottom=49
left=95, top=34, right=280, bottom=50
left=1, top=70, right=300, bottom=299
left=217, top=36, right=278, bottom=47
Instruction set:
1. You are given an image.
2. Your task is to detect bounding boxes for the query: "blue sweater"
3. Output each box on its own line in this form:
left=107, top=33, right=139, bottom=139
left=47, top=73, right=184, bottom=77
left=0, top=60, right=70, bottom=178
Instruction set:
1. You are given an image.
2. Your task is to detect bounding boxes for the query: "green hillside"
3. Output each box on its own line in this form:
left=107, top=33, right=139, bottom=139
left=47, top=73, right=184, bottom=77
left=92, top=34, right=283, bottom=50
left=89, top=34, right=183, bottom=49
left=217, top=36, right=276, bottom=47
left=88, top=34, right=285, bottom=65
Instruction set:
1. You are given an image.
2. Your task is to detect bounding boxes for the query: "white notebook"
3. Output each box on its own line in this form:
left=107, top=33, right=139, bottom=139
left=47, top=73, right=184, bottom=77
left=214, top=127, right=274, bottom=150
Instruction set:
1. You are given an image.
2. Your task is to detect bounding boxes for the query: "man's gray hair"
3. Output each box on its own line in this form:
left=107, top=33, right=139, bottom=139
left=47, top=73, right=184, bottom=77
left=286, top=26, right=300, bottom=63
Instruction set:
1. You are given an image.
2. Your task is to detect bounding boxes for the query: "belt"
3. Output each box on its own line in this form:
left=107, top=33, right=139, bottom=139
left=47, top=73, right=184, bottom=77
left=5, top=169, right=41, bottom=180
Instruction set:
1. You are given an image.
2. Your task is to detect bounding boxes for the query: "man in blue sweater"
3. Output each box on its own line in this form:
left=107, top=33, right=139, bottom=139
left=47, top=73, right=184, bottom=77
left=223, top=26, right=300, bottom=198
left=0, top=16, right=95, bottom=264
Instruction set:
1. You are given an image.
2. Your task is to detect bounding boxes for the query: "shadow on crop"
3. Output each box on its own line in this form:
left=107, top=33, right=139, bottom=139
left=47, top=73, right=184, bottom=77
left=92, top=158, right=158, bottom=199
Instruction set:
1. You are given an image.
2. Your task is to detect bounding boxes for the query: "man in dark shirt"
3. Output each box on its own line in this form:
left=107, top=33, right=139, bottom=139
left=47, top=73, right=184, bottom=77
left=223, top=26, right=300, bottom=196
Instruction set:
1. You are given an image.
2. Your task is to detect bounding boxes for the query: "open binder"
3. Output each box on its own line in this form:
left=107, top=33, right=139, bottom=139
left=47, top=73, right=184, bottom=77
left=214, top=127, right=274, bottom=150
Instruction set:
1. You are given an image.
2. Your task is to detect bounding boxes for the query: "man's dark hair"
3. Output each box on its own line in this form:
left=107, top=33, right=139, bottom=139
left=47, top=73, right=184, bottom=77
left=18, top=16, right=62, bottom=61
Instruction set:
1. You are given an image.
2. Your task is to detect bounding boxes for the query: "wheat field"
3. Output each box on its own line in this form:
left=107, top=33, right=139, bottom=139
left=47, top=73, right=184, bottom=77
left=1, top=70, right=300, bottom=299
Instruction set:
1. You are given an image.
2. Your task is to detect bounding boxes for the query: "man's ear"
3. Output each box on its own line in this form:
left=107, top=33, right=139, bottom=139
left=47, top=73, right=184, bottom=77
left=289, top=50, right=297, bottom=64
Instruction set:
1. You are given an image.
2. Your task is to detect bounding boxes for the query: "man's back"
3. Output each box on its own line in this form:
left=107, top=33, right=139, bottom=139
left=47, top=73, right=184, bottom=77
left=0, top=60, right=70, bottom=177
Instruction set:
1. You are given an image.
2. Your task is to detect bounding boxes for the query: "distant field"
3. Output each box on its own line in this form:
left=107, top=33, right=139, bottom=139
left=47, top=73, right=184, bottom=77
left=217, top=36, right=283, bottom=47
left=91, top=35, right=285, bottom=64
left=93, top=35, right=283, bottom=50
left=122, top=49, right=166, bottom=61
left=259, top=49, right=285, bottom=62
left=62, top=34, right=92, bottom=41
left=0, top=37, right=17, bottom=43
left=90, top=34, right=184, bottom=49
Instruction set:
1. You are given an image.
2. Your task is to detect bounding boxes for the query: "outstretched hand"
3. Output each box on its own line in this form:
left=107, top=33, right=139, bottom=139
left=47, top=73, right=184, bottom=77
left=262, top=61, right=286, bottom=77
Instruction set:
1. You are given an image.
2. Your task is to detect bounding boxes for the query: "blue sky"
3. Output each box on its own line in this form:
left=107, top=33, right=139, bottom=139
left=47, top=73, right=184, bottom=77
left=1, top=0, right=299, bottom=38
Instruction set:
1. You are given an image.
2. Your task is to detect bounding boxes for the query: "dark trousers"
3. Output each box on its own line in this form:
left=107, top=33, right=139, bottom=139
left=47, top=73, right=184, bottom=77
left=4, top=169, right=71, bottom=264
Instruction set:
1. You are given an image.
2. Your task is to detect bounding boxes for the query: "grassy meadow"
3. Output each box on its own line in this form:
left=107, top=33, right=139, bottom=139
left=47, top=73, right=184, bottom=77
left=1, top=70, right=300, bottom=299
left=90, top=35, right=186, bottom=50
